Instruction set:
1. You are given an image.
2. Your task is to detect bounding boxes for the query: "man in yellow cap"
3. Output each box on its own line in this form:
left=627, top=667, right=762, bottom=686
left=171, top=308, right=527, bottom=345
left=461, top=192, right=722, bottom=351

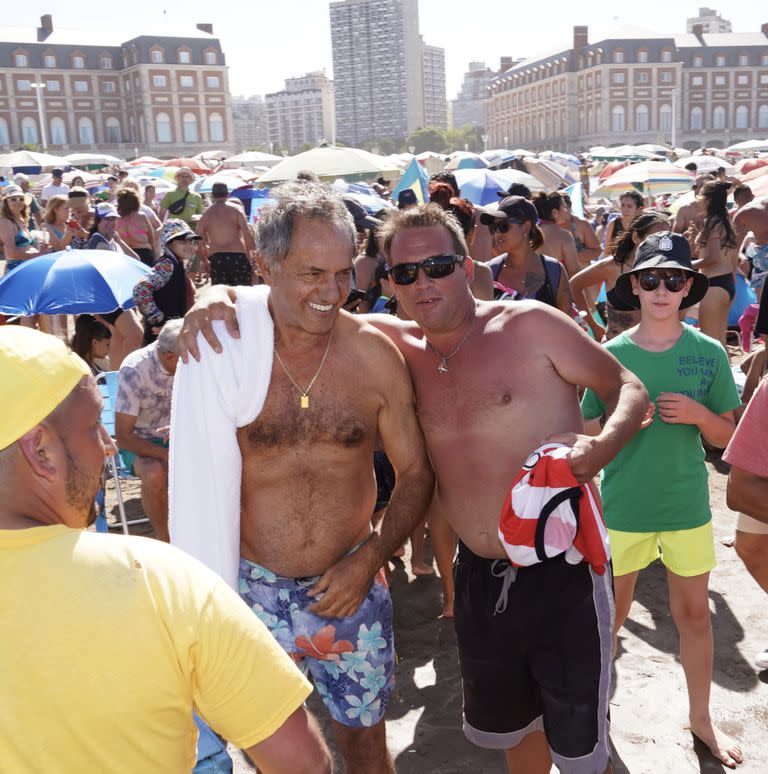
left=0, top=326, right=330, bottom=774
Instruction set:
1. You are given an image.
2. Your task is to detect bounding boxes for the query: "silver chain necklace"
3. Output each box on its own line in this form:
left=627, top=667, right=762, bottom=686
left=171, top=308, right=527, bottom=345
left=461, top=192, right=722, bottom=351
left=426, top=306, right=477, bottom=375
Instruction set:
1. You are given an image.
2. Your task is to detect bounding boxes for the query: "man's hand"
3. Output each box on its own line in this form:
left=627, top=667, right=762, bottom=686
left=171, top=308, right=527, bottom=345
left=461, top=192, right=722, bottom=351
left=542, top=432, right=606, bottom=483
left=178, top=285, right=239, bottom=362
left=656, top=392, right=702, bottom=425
left=307, top=543, right=379, bottom=619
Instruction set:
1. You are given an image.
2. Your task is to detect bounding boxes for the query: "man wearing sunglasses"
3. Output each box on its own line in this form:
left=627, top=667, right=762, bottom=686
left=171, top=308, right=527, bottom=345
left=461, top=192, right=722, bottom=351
left=178, top=201, right=648, bottom=774
left=582, top=232, right=742, bottom=768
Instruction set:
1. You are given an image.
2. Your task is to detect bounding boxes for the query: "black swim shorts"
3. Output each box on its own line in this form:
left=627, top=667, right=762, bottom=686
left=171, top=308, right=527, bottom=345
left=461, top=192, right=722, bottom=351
left=209, top=252, right=253, bottom=287
left=453, top=542, right=614, bottom=774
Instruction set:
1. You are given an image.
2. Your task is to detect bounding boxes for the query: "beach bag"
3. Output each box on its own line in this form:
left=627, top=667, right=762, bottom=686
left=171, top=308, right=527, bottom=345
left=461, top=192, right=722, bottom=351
left=168, top=191, right=189, bottom=215
left=498, top=443, right=610, bottom=574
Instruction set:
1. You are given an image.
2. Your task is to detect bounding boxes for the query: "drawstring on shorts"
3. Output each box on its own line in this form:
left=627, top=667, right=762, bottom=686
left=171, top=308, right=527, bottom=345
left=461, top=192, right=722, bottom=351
left=491, top=560, right=518, bottom=615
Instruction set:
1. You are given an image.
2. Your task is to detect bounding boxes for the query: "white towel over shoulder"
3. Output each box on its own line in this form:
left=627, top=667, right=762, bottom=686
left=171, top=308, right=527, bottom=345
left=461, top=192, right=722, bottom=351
left=169, top=285, right=273, bottom=589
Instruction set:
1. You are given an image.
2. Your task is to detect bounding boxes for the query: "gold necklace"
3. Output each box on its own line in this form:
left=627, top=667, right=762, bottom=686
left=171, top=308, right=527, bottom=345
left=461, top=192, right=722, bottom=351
left=274, top=332, right=333, bottom=409
left=426, top=306, right=476, bottom=375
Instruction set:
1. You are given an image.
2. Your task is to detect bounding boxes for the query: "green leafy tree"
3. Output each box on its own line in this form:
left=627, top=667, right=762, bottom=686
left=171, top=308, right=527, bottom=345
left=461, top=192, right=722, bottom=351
left=406, top=127, right=448, bottom=154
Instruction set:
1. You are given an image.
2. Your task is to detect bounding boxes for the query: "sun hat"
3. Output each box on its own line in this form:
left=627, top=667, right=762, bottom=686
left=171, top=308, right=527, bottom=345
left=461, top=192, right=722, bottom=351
left=613, top=230, right=709, bottom=310
left=479, top=195, right=539, bottom=227
left=174, top=166, right=194, bottom=180
left=0, top=327, right=91, bottom=450
left=94, top=203, right=119, bottom=219
left=2, top=184, right=32, bottom=206
left=159, top=219, right=202, bottom=252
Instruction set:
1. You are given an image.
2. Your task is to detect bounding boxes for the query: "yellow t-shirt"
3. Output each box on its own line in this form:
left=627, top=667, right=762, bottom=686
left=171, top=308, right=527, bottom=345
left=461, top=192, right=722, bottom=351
left=0, top=526, right=312, bottom=773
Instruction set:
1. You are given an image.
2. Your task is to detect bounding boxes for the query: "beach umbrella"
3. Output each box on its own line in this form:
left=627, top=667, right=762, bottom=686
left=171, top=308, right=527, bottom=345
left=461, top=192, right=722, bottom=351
left=454, top=168, right=545, bottom=205
left=222, top=150, right=283, bottom=169
left=413, top=151, right=445, bottom=175
left=257, top=145, right=401, bottom=184
left=740, top=166, right=768, bottom=183
left=0, top=150, right=71, bottom=175
left=331, top=179, right=394, bottom=215
left=0, top=249, right=149, bottom=316
left=591, top=161, right=694, bottom=198
left=144, top=166, right=194, bottom=181
left=444, top=152, right=489, bottom=171
left=636, top=144, right=672, bottom=157
left=195, top=171, right=254, bottom=194
left=747, top=174, right=768, bottom=198
left=736, top=158, right=768, bottom=176
left=724, top=139, right=768, bottom=154
left=597, top=161, right=629, bottom=181
left=522, top=158, right=577, bottom=188
left=590, top=145, right=663, bottom=162
left=162, top=158, right=209, bottom=174
left=674, top=156, right=735, bottom=175
left=65, top=153, right=123, bottom=170
left=127, top=156, right=162, bottom=166
left=193, top=149, right=229, bottom=162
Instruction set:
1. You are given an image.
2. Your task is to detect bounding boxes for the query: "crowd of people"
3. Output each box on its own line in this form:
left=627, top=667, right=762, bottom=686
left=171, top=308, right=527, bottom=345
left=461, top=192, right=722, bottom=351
left=1, top=153, right=767, bottom=773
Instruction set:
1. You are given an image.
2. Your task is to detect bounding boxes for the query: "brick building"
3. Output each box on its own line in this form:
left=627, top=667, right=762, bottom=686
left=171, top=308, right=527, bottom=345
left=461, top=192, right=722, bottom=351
left=0, top=15, right=234, bottom=157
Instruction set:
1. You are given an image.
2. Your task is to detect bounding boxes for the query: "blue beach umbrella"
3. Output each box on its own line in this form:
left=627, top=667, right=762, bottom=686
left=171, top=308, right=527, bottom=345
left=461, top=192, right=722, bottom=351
left=454, top=168, right=545, bottom=205
left=0, top=249, right=150, bottom=316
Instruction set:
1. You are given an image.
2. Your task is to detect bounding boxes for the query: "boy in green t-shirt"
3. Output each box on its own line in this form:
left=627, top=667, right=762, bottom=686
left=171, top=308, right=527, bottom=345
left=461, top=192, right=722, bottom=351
left=582, top=232, right=743, bottom=768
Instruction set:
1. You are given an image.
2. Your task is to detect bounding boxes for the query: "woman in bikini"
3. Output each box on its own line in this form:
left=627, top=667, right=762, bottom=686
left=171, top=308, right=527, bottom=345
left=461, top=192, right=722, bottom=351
left=116, top=188, right=157, bottom=266
left=570, top=209, right=670, bottom=341
left=0, top=186, right=49, bottom=275
left=693, top=180, right=738, bottom=348
left=44, top=195, right=83, bottom=251
left=530, top=190, right=581, bottom=278
left=603, top=189, right=645, bottom=253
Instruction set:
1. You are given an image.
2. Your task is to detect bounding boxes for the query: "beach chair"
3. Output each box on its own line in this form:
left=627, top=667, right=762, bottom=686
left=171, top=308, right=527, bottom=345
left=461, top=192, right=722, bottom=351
left=96, top=371, right=150, bottom=534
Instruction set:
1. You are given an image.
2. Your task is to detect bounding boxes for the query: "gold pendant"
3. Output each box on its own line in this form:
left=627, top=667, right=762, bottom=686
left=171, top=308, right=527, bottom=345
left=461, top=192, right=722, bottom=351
left=300, top=394, right=309, bottom=409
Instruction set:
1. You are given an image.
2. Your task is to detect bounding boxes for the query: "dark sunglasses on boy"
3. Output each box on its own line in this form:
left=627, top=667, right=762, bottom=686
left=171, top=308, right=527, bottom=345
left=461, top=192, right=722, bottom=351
left=487, top=218, right=525, bottom=235
left=387, top=254, right=466, bottom=286
left=636, top=270, right=688, bottom=293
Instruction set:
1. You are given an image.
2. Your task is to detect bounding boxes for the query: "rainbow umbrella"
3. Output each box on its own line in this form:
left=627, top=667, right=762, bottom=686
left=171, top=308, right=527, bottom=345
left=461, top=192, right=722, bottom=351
left=591, top=162, right=694, bottom=199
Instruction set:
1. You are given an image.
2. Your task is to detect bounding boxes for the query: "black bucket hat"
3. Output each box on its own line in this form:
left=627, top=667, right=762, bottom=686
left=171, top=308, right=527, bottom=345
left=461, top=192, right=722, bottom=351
left=613, top=231, right=709, bottom=310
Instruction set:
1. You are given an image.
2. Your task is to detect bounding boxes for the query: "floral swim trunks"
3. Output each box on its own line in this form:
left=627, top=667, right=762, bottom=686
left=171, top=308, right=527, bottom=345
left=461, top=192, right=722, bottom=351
left=238, top=557, right=395, bottom=728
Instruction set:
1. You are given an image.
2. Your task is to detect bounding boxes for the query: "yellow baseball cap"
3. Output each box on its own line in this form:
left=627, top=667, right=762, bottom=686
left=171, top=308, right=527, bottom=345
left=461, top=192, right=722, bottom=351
left=0, top=327, right=91, bottom=450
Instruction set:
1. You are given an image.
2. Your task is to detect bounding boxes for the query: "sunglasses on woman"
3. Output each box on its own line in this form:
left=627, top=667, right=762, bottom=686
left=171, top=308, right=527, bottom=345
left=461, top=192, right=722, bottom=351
left=6, top=196, right=24, bottom=203
left=387, top=254, right=466, bottom=285
left=636, top=270, right=688, bottom=293
left=487, top=218, right=525, bottom=235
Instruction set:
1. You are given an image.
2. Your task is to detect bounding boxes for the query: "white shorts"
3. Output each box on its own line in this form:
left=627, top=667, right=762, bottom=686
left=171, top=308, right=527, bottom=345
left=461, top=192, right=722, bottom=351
left=736, top=512, right=768, bottom=535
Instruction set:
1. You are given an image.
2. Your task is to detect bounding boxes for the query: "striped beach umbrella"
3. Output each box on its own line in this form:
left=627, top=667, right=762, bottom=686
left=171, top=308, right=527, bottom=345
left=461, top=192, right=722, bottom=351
left=591, top=161, right=694, bottom=199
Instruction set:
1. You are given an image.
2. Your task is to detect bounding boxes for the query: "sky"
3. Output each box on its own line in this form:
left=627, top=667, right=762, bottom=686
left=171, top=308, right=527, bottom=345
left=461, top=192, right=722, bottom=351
left=5, top=2, right=767, bottom=99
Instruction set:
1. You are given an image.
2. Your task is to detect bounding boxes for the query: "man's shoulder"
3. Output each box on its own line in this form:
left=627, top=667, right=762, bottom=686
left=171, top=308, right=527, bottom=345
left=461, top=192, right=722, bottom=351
left=119, top=343, right=155, bottom=373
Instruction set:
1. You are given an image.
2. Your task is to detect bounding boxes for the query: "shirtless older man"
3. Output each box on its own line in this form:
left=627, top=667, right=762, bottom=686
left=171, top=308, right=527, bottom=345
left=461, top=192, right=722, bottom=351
left=180, top=202, right=647, bottom=774
left=196, top=183, right=256, bottom=286
left=175, top=185, right=433, bottom=774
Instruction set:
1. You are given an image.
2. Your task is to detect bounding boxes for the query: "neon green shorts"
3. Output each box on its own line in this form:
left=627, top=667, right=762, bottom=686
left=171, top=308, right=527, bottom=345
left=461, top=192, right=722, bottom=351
left=608, top=521, right=716, bottom=577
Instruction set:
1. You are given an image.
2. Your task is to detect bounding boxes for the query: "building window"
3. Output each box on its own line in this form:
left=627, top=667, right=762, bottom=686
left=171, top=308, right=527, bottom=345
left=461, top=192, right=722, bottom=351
left=45, top=80, right=60, bottom=92
left=637, top=50, right=648, bottom=63
left=21, top=117, right=38, bottom=144
left=73, top=55, right=85, bottom=69
left=690, top=106, right=704, bottom=130
left=209, top=112, right=224, bottom=142
left=693, top=55, right=703, bottom=67
left=50, top=117, right=67, bottom=145
left=739, top=55, right=749, bottom=67
left=105, top=117, right=121, bottom=143
left=613, top=50, right=624, bottom=63
left=180, top=75, right=194, bottom=88
left=74, top=80, right=88, bottom=93
left=735, top=105, right=749, bottom=129
left=635, top=104, right=649, bottom=131
left=737, top=74, right=748, bottom=85
left=100, top=57, right=112, bottom=69
left=17, top=80, right=32, bottom=92
left=182, top=112, right=199, bottom=142
left=0, top=118, right=9, bottom=145
left=691, top=75, right=704, bottom=86
left=204, top=52, right=217, bottom=65
left=661, top=50, right=672, bottom=63
left=151, top=49, right=164, bottom=64
left=78, top=117, right=94, bottom=144
left=178, top=50, right=191, bottom=64
left=611, top=105, right=625, bottom=132
left=761, top=75, right=768, bottom=85
left=206, top=76, right=220, bottom=89
left=716, top=55, right=726, bottom=67
left=14, top=53, right=28, bottom=67
left=152, top=75, right=167, bottom=88
left=659, top=104, right=672, bottom=131
left=660, top=71, right=672, bottom=83
left=637, top=72, right=649, bottom=83
left=611, top=72, right=625, bottom=85
left=156, top=112, right=172, bottom=143
left=714, top=75, right=726, bottom=86
left=713, top=106, right=726, bottom=129
left=103, top=81, right=116, bottom=93
left=124, top=79, right=131, bottom=92
left=759, top=105, right=768, bottom=129
left=44, top=55, right=56, bottom=68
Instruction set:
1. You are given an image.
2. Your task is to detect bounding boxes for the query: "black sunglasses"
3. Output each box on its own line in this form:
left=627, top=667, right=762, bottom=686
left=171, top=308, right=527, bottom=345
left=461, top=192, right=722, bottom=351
left=387, top=254, right=465, bottom=285
left=487, top=218, right=525, bottom=235
left=636, top=270, right=688, bottom=293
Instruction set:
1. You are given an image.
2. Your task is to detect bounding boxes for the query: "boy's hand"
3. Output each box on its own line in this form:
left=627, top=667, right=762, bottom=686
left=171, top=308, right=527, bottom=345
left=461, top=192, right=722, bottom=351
left=656, top=392, right=702, bottom=425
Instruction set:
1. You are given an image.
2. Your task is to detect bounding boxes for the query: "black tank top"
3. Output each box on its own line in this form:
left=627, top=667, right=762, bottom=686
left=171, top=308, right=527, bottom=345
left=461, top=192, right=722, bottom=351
left=153, top=253, right=188, bottom=322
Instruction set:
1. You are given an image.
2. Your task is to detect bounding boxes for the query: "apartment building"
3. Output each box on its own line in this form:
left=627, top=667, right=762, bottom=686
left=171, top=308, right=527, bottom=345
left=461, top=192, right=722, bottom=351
left=485, top=21, right=768, bottom=153
left=265, top=71, right=335, bottom=153
left=422, top=43, right=447, bottom=130
left=0, top=15, right=234, bottom=157
left=232, top=95, right=268, bottom=153
left=451, top=61, right=497, bottom=129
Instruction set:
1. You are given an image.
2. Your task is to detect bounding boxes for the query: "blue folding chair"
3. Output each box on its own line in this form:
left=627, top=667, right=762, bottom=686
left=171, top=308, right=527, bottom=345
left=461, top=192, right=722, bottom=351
left=96, top=371, right=150, bottom=534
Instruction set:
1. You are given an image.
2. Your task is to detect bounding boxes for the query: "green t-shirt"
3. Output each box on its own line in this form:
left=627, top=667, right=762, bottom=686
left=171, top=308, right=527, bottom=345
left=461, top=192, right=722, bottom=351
left=581, top=325, right=739, bottom=533
left=160, top=188, right=204, bottom=226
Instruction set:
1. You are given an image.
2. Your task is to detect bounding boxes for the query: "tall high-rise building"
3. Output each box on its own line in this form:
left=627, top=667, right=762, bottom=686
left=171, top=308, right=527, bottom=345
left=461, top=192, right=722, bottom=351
left=422, top=42, right=447, bottom=129
left=231, top=95, right=267, bottom=153
left=330, top=0, right=444, bottom=144
left=451, top=61, right=496, bottom=129
left=265, top=71, right=335, bottom=153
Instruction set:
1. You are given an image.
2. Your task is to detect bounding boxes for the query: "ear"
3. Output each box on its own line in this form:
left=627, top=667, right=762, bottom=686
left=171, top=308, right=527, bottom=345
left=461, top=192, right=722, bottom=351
left=17, top=424, right=60, bottom=482
left=463, top=255, right=475, bottom=283
left=256, top=253, right=277, bottom=286
left=629, top=274, right=640, bottom=296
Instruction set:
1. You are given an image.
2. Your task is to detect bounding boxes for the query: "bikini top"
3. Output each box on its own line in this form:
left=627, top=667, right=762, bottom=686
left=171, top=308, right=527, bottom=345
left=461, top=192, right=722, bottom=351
left=570, top=220, right=586, bottom=253
left=14, top=225, right=32, bottom=248
left=488, top=254, right=561, bottom=309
